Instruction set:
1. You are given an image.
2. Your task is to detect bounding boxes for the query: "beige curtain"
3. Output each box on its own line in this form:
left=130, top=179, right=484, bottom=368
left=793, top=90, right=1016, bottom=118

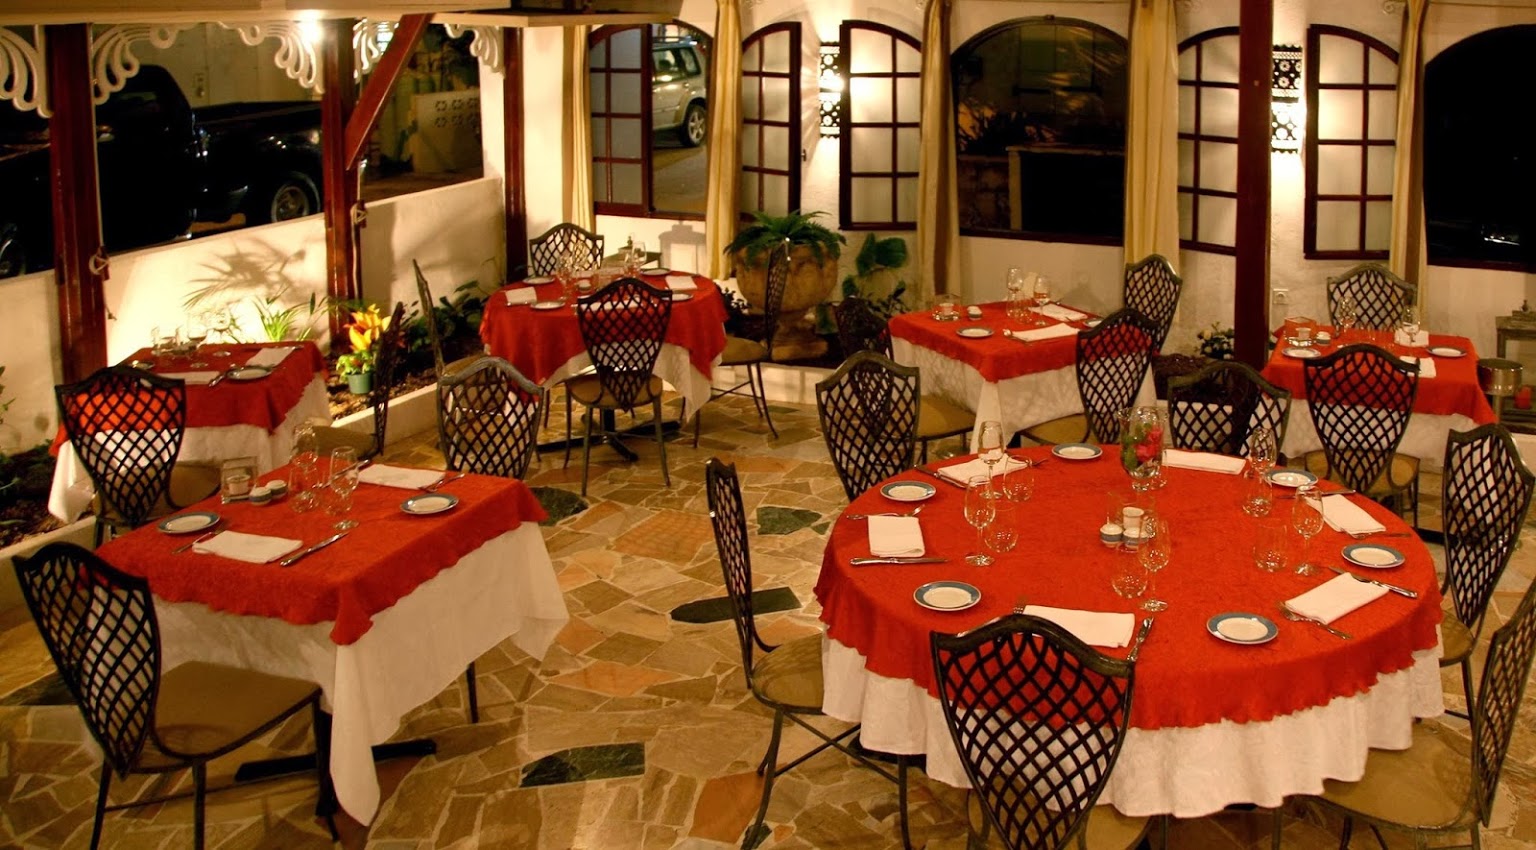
left=562, top=26, right=594, bottom=230
left=1389, top=0, right=1430, bottom=311
left=704, top=0, right=743, bottom=279
left=915, top=0, right=960, bottom=301
left=1122, top=0, right=1181, bottom=270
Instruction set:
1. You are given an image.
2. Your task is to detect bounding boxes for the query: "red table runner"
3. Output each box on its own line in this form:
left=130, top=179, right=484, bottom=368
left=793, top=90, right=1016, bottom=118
left=479, top=273, right=728, bottom=383
left=815, top=447, right=1443, bottom=731
left=100, top=467, right=547, bottom=645
left=889, top=303, right=1087, bottom=382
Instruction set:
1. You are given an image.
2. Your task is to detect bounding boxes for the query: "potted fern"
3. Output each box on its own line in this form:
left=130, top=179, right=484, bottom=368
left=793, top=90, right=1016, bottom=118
left=725, top=211, right=846, bottom=355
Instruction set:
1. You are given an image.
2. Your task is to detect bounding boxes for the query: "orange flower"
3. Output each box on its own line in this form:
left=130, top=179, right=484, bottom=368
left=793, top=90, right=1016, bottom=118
left=346, top=304, right=390, bottom=352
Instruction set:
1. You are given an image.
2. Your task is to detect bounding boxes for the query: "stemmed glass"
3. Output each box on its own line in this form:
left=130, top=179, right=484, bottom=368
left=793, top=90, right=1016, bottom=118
left=208, top=308, right=234, bottom=356
left=290, top=423, right=320, bottom=512
left=964, top=475, right=997, bottom=566
left=1246, top=426, right=1277, bottom=477
left=185, top=314, right=209, bottom=368
left=1138, top=516, right=1171, bottom=612
left=1398, top=305, right=1422, bottom=352
left=1335, top=296, right=1358, bottom=344
left=327, top=446, right=361, bottom=531
left=1032, top=275, right=1053, bottom=327
left=1292, top=486, right=1325, bottom=576
left=977, top=420, right=1006, bottom=476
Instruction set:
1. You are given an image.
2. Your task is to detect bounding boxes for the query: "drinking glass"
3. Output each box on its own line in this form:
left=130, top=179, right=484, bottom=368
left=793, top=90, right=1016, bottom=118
left=1291, top=486, right=1325, bottom=576
left=1112, top=558, right=1148, bottom=600
left=1005, top=267, right=1024, bottom=294
left=983, top=497, right=1018, bottom=554
left=964, top=475, right=997, bottom=566
left=627, top=240, right=646, bottom=276
left=1253, top=519, right=1287, bottom=572
left=1246, top=426, right=1277, bottom=478
left=1241, top=470, right=1274, bottom=518
left=327, top=446, right=361, bottom=530
left=1138, top=517, right=1171, bottom=612
left=977, top=421, right=1006, bottom=475
left=151, top=326, right=178, bottom=359
left=1000, top=459, right=1035, bottom=503
left=207, top=308, right=234, bottom=356
left=1335, top=296, right=1358, bottom=343
left=1398, top=306, right=1422, bottom=351
left=185, top=315, right=209, bottom=368
left=291, top=452, right=321, bottom=513
left=1032, top=275, right=1053, bottom=326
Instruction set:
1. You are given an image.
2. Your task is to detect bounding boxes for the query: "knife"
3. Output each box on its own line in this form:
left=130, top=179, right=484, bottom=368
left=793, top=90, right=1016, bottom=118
left=278, top=531, right=349, bottom=567
left=1327, top=565, right=1418, bottom=598
left=850, top=556, right=948, bottom=566
left=914, top=466, right=966, bottom=490
left=206, top=367, right=239, bottom=388
left=1279, top=489, right=1357, bottom=499
left=1128, top=616, right=1156, bottom=662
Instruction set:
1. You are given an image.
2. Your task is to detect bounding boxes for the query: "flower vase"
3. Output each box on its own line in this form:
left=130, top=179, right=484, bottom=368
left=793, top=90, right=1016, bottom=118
left=1119, top=406, right=1166, bottom=492
left=346, top=372, right=374, bottom=395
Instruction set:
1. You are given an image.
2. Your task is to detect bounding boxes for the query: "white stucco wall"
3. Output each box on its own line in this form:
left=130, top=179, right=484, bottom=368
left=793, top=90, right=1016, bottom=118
left=0, top=270, right=63, bottom=451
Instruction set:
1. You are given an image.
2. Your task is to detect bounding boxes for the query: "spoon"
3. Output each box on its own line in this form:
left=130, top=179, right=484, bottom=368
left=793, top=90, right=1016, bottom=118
left=1277, top=603, right=1351, bottom=639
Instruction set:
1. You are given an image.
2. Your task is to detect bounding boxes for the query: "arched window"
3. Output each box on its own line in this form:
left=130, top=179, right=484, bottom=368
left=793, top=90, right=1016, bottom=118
left=740, top=23, right=801, bottom=217
left=952, top=18, right=1128, bottom=242
left=1177, top=28, right=1240, bottom=254
left=839, top=21, right=921, bottom=230
left=1425, top=25, right=1536, bottom=270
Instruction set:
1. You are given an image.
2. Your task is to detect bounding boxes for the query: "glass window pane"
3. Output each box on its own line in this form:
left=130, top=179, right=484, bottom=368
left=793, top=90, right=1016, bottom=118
left=1317, top=144, right=1363, bottom=195
left=1365, top=201, right=1392, bottom=250
left=1198, top=195, right=1236, bottom=246
left=896, top=78, right=921, bottom=121
left=1206, top=37, right=1240, bottom=83
left=763, top=174, right=790, bottom=215
left=1367, top=50, right=1396, bottom=84
left=611, top=29, right=642, bottom=69
left=850, top=78, right=893, bottom=122
left=590, top=73, right=607, bottom=112
left=1178, top=85, right=1196, bottom=135
left=1178, top=48, right=1196, bottom=80
left=741, top=80, right=760, bottom=119
left=852, top=128, right=894, bottom=171
left=612, top=163, right=643, bottom=205
left=740, top=129, right=761, bottom=167
left=592, top=40, right=608, bottom=65
left=1204, top=141, right=1238, bottom=193
left=763, top=125, right=790, bottom=164
left=851, top=29, right=892, bottom=74
left=852, top=178, right=894, bottom=222
left=1316, top=201, right=1361, bottom=251
left=1319, top=36, right=1364, bottom=84
left=1178, top=192, right=1194, bottom=241
left=762, top=77, right=791, bottom=121
left=762, top=32, right=791, bottom=73
left=592, top=117, right=609, bottom=157
left=1318, top=89, right=1362, bottom=140
left=1367, top=90, right=1397, bottom=139
left=611, top=118, right=643, bottom=159
left=1202, top=87, right=1239, bottom=137
left=897, top=127, right=920, bottom=172
left=611, top=71, right=642, bottom=114
left=897, top=177, right=918, bottom=221
left=1366, top=145, right=1395, bottom=195
left=1178, top=139, right=1195, bottom=187
left=739, top=173, right=760, bottom=211
left=896, top=42, right=921, bottom=74
left=742, top=41, right=761, bottom=73
left=593, top=161, right=608, bottom=197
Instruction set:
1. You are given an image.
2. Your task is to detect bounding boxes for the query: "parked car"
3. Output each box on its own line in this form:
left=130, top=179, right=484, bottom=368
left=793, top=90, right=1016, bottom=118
left=0, top=64, right=324, bottom=278
left=652, top=38, right=708, bottom=147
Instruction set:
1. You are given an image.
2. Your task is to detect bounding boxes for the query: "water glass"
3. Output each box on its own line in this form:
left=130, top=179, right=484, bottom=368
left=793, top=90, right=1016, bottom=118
left=983, top=497, right=1019, bottom=554
left=291, top=453, right=321, bottom=513
left=151, top=326, right=178, bottom=359
left=1246, top=426, right=1277, bottom=477
left=978, top=421, right=1005, bottom=473
left=1292, top=486, right=1325, bottom=576
left=1253, top=520, right=1287, bottom=572
left=185, top=316, right=209, bottom=367
left=964, top=475, right=997, bottom=566
left=1138, top=517, right=1171, bottom=612
left=1241, top=470, right=1274, bottom=518
left=1000, top=460, right=1036, bottom=502
left=327, top=447, right=361, bottom=530
left=1112, top=559, right=1149, bottom=600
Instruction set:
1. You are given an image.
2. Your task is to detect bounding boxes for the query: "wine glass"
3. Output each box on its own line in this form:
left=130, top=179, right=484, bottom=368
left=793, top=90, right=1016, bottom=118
left=1335, top=296, right=1358, bottom=344
left=1246, top=426, right=1277, bottom=478
left=208, top=308, right=235, bottom=356
left=964, top=475, right=997, bottom=566
left=1005, top=267, right=1024, bottom=294
left=327, top=446, right=361, bottom=530
left=185, top=314, right=209, bottom=367
left=630, top=240, right=647, bottom=275
left=1398, top=305, right=1422, bottom=351
left=977, top=420, right=1006, bottom=475
left=1292, top=486, right=1325, bottom=576
left=1032, top=275, right=1053, bottom=326
left=1138, top=516, right=1171, bottom=612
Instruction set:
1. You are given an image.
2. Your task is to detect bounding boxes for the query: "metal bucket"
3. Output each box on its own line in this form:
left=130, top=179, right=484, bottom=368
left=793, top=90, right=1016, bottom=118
left=1478, top=358, right=1523, bottom=398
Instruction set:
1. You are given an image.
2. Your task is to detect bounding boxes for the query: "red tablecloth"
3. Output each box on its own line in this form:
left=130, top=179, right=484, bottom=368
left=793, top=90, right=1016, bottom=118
left=815, top=447, right=1442, bottom=731
left=479, top=273, right=728, bottom=384
left=888, top=303, right=1091, bottom=382
left=99, top=467, right=547, bottom=645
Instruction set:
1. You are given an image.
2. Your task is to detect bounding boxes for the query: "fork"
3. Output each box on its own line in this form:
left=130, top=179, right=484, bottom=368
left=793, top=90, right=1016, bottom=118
left=421, top=472, right=466, bottom=492
left=173, top=531, right=219, bottom=554
left=1277, top=603, right=1351, bottom=639
left=847, top=506, right=924, bottom=521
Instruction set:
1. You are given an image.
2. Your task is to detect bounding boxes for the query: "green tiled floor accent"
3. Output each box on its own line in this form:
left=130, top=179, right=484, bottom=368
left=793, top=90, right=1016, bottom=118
left=669, top=587, right=800, bottom=624
left=756, top=506, right=822, bottom=535
left=532, top=486, right=588, bottom=525
left=520, top=742, right=645, bottom=788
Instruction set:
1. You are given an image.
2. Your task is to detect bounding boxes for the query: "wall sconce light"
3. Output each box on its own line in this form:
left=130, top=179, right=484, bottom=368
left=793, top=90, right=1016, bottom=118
left=819, top=42, right=842, bottom=138
left=1271, top=44, right=1302, bottom=154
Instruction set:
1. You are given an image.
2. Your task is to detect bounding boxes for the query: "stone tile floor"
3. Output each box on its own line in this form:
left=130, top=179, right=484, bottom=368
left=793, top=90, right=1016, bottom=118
left=3, top=393, right=1536, bottom=849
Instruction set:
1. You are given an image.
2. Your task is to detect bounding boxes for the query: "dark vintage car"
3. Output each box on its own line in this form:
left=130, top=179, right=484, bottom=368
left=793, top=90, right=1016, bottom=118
left=0, top=64, right=323, bottom=278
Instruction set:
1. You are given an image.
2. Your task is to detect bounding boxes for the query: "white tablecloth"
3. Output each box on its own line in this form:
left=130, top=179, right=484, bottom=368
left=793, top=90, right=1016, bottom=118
left=548, top=344, right=718, bottom=416
left=153, top=522, right=567, bottom=823
left=1280, top=400, right=1479, bottom=473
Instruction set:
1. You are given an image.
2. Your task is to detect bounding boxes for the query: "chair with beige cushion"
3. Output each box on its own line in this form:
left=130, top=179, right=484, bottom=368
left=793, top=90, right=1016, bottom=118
left=1022, top=309, right=1160, bottom=447
left=695, top=242, right=787, bottom=445
left=1326, top=262, right=1414, bottom=331
left=13, top=543, right=335, bottom=850
left=413, top=259, right=482, bottom=380
left=706, top=458, right=910, bottom=850
left=313, top=301, right=407, bottom=460
left=1301, top=343, right=1421, bottom=524
left=816, top=351, right=922, bottom=501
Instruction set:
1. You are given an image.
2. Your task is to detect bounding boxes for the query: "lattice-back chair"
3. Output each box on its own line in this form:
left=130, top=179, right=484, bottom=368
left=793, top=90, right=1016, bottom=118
left=696, top=241, right=790, bottom=445
left=1439, top=424, right=1536, bottom=717
left=1167, top=360, right=1293, bottom=458
left=314, top=301, right=407, bottom=460
left=1326, top=262, right=1415, bottom=331
left=413, top=259, right=481, bottom=380
left=930, top=614, right=1150, bottom=850
left=705, top=459, right=910, bottom=849
left=1301, top=343, right=1421, bottom=523
left=1022, top=309, right=1159, bottom=447
left=528, top=222, right=604, bottom=276
left=56, top=366, right=218, bottom=545
left=815, top=351, right=921, bottom=501
left=12, top=543, right=334, bottom=850
left=1123, top=254, right=1182, bottom=353
left=565, top=277, right=672, bottom=495
left=1314, top=575, right=1536, bottom=849
left=835, top=296, right=892, bottom=357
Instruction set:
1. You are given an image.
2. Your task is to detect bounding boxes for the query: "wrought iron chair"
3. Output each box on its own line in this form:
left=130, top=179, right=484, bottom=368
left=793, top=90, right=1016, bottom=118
left=55, top=366, right=221, bottom=546
left=13, top=543, right=336, bottom=850
left=930, top=614, right=1151, bottom=850
left=1301, top=344, right=1421, bottom=524
left=528, top=222, right=604, bottom=276
left=413, top=259, right=482, bottom=381
left=1021, top=309, right=1160, bottom=447
left=835, top=295, right=893, bottom=357
left=1167, top=360, right=1293, bottom=457
left=815, top=351, right=922, bottom=501
left=565, top=277, right=672, bottom=495
left=694, top=242, right=788, bottom=446
left=1439, top=424, right=1536, bottom=718
left=1311, top=574, right=1536, bottom=850
left=706, top=459, right=910, bottom=850
left=1123, top=254, right=1182, bottom=353
left=314, top=301, right=407, bottom=460
left=1326, top=262, right=1415, bottom=331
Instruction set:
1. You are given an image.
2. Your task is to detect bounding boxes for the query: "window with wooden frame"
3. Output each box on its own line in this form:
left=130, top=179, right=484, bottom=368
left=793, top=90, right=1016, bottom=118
left=1176, top=28, right=1239, bottom=254
left=839, top=21, right=921, bottom=230
left=1305, top=25, right=1398, bottom=259
left=740, top=22, right=801, bottom=217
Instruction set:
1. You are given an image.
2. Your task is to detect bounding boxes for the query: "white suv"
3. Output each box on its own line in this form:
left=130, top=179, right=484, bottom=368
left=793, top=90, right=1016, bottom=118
left=652, top=39, right=708, bottom=147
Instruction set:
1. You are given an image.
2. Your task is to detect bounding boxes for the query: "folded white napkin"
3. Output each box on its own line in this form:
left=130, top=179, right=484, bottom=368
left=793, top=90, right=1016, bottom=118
left=1393, top=329, right=1430, bottom=347
left=245, top=347, right=296, bottom=369
left=1162, top=449, right=1246, bottom=475
left=868, top=516, right=925, bottom=557
left=938, top=456, right=1028, bottom=485
left=194, top=530, right=302, bottom=564
left=358, top=464, right=443, bottom=490
left=1033, top=304, right=1088, bottom=322
left=1286, top=573, right=1388, bottom=624
left=1401, top=356, right=1438, bottom=379
left=1009, top=324, right=1081, bottom=343
left=1022, top=605, right=1136, bottom=648
left=1312, top=495, right=1386, bottom=535
left=665, top=275, right=698, bottom=292
left=506, top=288, right=538, bottom=306
left=158, top=371, right=220, bottom=385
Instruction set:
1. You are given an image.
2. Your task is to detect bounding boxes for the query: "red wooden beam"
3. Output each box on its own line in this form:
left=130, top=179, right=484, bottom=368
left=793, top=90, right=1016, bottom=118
left=322, top=17, right=361, bottom=342
left=504, top=27, right=528, bottom=276
left=1233, top=0, right=1273, bottom=367
left=344, top=14, right=431, bottom=171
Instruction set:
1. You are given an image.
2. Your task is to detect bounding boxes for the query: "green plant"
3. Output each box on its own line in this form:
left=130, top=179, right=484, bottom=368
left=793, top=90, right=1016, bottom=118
left=724, top=210, right=846, bottom=269
left=336, top=350, right=374, bottom=377
left=253, top=291, right=323, bottom=342
left=839, top=234, right=910, bottom=320
left=1197, top=323, right=1235, bottom=360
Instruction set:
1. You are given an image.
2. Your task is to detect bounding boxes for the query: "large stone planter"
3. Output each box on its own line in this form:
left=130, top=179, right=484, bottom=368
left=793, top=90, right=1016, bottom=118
left=735, top=246, right=838, bottom=360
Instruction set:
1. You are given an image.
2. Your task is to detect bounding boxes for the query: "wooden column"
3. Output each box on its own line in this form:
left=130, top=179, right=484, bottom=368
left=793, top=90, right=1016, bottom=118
left=46, top=24, right=107, bottom=383
left=504, top=27, right=529, bottom=276
left=321, top=18, right=360, bottom=342
left=1233, top=0, right=1273, bottom=367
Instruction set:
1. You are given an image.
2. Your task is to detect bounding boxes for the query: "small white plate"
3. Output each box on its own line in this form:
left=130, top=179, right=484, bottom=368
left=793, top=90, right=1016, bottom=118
left=642, top=268, right=672, bottom=276
left=1429, top=346, right=1466, bottom=358
left=157, top=512, right=221, bottom=534
left=881, top=481, right=936, bottom=503
left=1343, top=544, right=1405, bottom=569
left=524, top=275, right=555, bottom=284
left=1083, top=318, right=1102, bottom=328
left=914, top=581, right=981, bottom=612
left=229, top=366, right=272, bottom=381
left=669, top=292, right=693, bottom=302
left=1052, top=443, right=1102, bottom=461
left=1265, top=469, right=1318, bottom=488
left=401, top=493, right=459, bottom=516
left=957, top=327, right=994, bottom=339
left=532, top=301, right=566, bottom=311
left=1282, top=347, right=1321, bottom=360
left=1208, top=613, right=1278, bottom=645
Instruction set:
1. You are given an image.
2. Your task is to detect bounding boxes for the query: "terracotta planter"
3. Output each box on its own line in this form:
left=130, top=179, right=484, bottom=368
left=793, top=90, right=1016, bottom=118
left=735, top=246, right=839, bottom=359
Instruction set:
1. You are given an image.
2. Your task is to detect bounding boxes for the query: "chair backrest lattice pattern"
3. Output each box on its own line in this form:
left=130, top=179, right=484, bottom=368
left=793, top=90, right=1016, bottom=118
left=1472, top=577, right=1536, bottom=825
left=705, top=458, right=772, bottom=686
left=1076, top=309, right=1159, bottom=445
left=576, top=277, right=672, bottom=410
left=931, top=614, right=1135, bottom=850
left=1123, top=254, right=1182, bottom=352
left=365, top=302, right=409, bottom=455
left=413, top=260, right=449, bottom=378
left=529, top=223, right=605, bottom=276
left=1302, top=344, right=1418, bottom=493
left=55, top=366, right=187, bottom=529
left=1327, top=263, right=1415, bottom=331
left=835, top=296, right=893, bottom=358
left=13, top=543, right=161, bottom=779
left=437, top=356, right=545, bottom=480
left=1167, top=361, right=1293, bottom=457
left=1443, top=425, right=1536, bottom=640
left=816, top=351, right=921, bottom=501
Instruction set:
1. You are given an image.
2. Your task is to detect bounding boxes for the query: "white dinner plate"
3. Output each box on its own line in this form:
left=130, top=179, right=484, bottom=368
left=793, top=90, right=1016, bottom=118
left=1282, top=347, right=1321, bottom=360
left=1429, top=346, right=1466, bottom=358
left=229, top=366, right=272, bottom=382
left=881, top=481, right=936, bottom=503
left=532, top=301, right=565, bottom=311
left=157, top=512, right=221, bottom=534
left=1052, top=443, right=1102, bottom=461
left=1208, top=612, right=1278, bottom=645
left=1342, top=544, right=1405, bottom=569
left=1265, top=469, right=1318, bottom=488
left=642, top=268, right=672, bottom=276
left=524, top=275, right=555, bottom=284
left=401, top=493, right=459, bottom=516
left=669, top=292, right=693, bottom=302
left=914, top=581, right=981, bottom=612
left=957, top=327, right=994, bottom=339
